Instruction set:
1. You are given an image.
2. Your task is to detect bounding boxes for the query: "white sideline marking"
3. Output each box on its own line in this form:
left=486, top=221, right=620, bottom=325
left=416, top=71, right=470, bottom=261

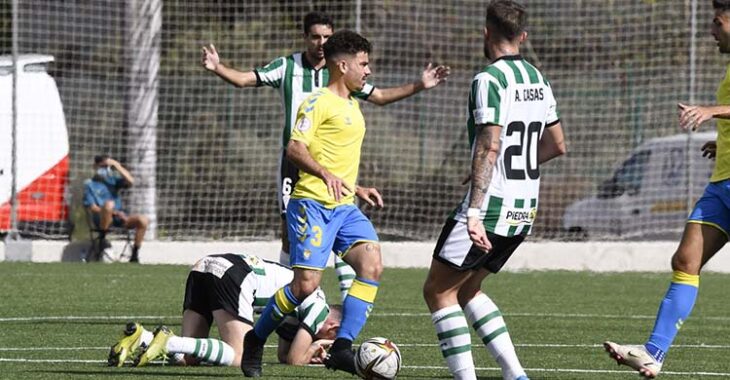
left=407, top=365, right=730, bottom=377
left=1, top=358, right=729, bottom=377
left=4, top=342, right=730, bottom=351
left=0, top=347, right=107, bottom=351
left=4, top=312, right=730, bottom=322
left=0, top=315, right=175, bottom=322
left=0, top=358, right=105, bottom=363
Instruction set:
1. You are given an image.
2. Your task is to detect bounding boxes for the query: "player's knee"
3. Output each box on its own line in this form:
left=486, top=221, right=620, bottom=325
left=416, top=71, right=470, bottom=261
left=456, top=287, right=480, bottom=307
left=422, top=279, right=434, bottom=301
left=422, top=279, right=443, bottom=310
left=102, top=201, right=115, bottom=211
left=291, top=279, right=319, bottom=299
left=358, top=243, right=383, bottom=280
left=671, top=252, right=700, bottom=274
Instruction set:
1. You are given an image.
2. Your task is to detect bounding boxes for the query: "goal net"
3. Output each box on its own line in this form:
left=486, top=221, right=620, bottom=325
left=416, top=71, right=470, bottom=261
left=1, top=0, right=723, bottom=241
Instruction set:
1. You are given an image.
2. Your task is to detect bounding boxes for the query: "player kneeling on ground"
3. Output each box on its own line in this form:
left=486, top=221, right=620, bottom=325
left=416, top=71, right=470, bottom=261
left=107, top=253, right=341, bottom=367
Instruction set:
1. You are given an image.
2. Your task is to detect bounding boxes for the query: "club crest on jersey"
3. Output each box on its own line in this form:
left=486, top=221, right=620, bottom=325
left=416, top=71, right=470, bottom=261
left=296, top=117, right=311, bottom=132
left=505, top=207, right=537, bottom=226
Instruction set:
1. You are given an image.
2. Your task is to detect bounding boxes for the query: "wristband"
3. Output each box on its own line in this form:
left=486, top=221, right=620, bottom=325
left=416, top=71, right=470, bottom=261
left=466, top=208, right=481, bottom=218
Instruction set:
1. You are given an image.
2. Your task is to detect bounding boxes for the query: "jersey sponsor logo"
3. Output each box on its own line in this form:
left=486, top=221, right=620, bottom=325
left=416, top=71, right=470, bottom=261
left=505, top=207, right=537, bottom=226
left=192, top=256, right=233, bottom=279
left=296, top=117, right=311, bottom=132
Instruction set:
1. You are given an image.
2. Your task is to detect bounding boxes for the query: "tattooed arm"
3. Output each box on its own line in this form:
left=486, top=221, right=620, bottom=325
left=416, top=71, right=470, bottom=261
left=467, top=123, right=502, bottom=252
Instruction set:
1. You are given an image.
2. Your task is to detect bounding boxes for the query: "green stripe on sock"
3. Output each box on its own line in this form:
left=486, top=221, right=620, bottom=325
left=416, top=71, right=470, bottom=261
left=335, top=261, right=350, bottom=268
left=472, top=310, right=502, bottom=330
left=434, top=310, right=465, bottom=324
left=437, top=326, right=471, bottom=340
left=203, top=339, right=213, bottom=360
left=481, top=326, right=508, bottom=345
left=339, top=274, right=356, bottom=281
left=214, top=340, right=223, bottom=364
left=194, top=339, right=201, bottom=356
left=442, top=344, right=472, bottom=358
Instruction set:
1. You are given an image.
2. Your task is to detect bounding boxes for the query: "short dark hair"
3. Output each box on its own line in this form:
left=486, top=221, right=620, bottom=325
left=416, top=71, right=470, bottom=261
left=323, top=30, right=371, bottom=61
left=486, top=0, right=527, bottom=41
left=303, top=11, right=334, bottom=34
left=94, top=154, right=109, bottom=164
left=714, top=0, right=730, bottom=12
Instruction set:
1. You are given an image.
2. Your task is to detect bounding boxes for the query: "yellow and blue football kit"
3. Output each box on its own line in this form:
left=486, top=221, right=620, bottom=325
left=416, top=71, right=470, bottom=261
left=688, top=63, right=730, bottom=238
left=643, top=63, right=730, bottom=367
left=290, top=88, right=365, bottom=208
left=286, top=88, right=379, bottom=270
left=253, top=88, right=380, bottom=347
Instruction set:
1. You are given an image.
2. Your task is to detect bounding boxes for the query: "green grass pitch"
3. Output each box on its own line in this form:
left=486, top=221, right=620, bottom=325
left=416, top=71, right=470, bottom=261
left=2, top=262, right=730, bottom=379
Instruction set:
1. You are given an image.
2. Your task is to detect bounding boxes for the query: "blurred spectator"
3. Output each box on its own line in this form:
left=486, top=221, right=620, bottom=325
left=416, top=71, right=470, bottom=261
left=83, top=154, right=148, bottom=263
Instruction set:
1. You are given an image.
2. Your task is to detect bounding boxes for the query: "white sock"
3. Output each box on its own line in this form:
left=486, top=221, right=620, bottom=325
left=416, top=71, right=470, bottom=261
left=166, top=336, right=234, bottom=366
left=334, top=255, right=355, bottom=302
left=279, top=250, right=290, bottom=266
left=139, top=327, right=154, bottom=348
left=431, top=305, right=477, bottom=380
left=464, top=293, right=526, bottom=380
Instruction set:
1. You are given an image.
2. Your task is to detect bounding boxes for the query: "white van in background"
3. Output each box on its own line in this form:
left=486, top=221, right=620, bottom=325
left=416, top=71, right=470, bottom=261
left=562, top=132, right=716, bottom=240
left=0, top=54, right=70, bottom=236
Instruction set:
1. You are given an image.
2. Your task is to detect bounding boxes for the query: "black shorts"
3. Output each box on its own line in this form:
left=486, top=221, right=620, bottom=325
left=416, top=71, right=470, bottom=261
left=433, top=218, right=525, bottom=273
left=182, top=254, right=256, bottom=326
left=278, top=150, right=301, bottom=217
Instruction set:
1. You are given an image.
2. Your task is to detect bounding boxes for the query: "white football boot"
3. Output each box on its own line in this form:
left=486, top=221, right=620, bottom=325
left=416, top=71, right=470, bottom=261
left=604, top=341, right=662, bottom=378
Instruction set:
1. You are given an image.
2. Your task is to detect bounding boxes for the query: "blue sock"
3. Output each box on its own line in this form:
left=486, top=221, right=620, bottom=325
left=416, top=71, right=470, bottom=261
left=253, top=284, right=300, bottom=340
left=645, top=271, right=699, bottom=363
left=338, top=277, right=379, bottom=341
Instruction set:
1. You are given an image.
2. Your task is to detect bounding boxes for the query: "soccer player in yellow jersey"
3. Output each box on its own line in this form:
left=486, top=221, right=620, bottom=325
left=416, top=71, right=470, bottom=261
left=605, top=1, right=730, bottom=377
left=241, top=30, right=382, bottom=377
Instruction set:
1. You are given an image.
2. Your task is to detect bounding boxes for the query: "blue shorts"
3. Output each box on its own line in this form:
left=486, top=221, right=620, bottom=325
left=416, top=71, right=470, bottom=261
left=286, top=198, right=379, bottom=270
left=688, top=179, right=730, bottom=238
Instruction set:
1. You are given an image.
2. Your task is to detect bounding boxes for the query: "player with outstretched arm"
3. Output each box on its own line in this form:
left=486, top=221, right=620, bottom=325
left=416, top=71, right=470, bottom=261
left=202, top=11, right=449, bottom=302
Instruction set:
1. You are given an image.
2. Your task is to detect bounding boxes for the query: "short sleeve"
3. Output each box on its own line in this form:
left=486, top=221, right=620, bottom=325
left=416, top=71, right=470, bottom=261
left=544, top=81, right=560, bottom=126
left=254, top=57, right=286, bottom=88
left=472, top=76, right=505, bottom=126
left=351, top=82, right=374, bottom=100
left=297, top=288, right=330, bottom=337
left=82, top=180, right=96, bottom=207
left=290, top=92, right=326, bottom=146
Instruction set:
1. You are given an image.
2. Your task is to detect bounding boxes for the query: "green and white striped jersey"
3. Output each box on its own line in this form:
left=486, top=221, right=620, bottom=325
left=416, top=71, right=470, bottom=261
left=454, top=55, right=560, bottom=237
left=255, top=52, right=374, bottom=148
left=192, top=253, right=330, bottom=337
